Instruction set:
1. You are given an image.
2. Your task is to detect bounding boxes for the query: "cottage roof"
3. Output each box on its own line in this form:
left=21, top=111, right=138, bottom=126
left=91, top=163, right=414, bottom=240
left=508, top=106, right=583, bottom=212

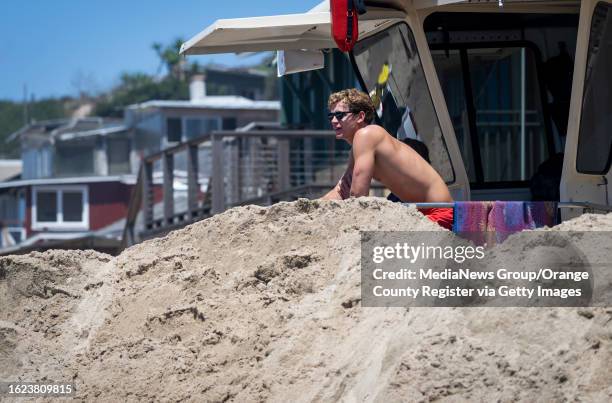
left=0, top=174, right=137, bottom=190
left=7, top=117, right=123, bottom=143
left=126, top=96, right=280, bottom=111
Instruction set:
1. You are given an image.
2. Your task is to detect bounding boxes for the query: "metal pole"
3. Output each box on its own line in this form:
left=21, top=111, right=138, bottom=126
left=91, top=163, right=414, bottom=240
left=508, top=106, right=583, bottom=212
left=187, top=145, right=199, bottom=219
left=163, top=153, right=174, bottom=225
left=229, top=139, right=240, bottom=204
left=277, top=139, right=290, bottom=191
left=143, top=161, right=154, bottom=229
left=211, top=134, right=225, bottom=214
left=520, top=47, right=526, bottom=180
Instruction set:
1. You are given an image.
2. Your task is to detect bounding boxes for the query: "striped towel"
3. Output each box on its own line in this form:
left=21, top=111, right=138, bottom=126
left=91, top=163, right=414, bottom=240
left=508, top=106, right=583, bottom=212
left=453, top=201, right=558, bottom=245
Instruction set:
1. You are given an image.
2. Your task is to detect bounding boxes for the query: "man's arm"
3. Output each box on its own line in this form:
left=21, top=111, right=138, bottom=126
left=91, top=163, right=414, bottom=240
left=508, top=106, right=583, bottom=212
left=320, top=153, right=354, bottom=200
left=349, top=129, right=377, bottom=197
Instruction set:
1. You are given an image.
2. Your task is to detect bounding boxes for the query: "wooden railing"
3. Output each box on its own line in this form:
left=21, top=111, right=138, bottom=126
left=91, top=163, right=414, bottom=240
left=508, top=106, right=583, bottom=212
left=121, top=129, right=355, bottom=249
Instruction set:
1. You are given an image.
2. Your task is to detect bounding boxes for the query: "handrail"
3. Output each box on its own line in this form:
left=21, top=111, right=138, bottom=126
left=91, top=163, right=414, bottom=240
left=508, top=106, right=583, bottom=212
left=141, top=130, right=337, bottom=164
left=120, top=128, right=343, bottom=250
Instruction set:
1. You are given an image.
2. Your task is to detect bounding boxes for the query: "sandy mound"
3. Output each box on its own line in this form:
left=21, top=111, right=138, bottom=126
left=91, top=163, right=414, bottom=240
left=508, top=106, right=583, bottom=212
left=550, top=212, right=612, bottom=231
left=1, top=198, right=612, bottom=402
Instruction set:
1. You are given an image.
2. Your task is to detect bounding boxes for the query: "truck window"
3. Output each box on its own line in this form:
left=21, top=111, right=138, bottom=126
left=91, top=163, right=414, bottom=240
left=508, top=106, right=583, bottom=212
left=351, top=23, right=455, bottom=184
left=432, top=46, right=550, bottom=184
left=577, top=2, right=612, bottom=175
left=424, top=12, right=579, bottom=199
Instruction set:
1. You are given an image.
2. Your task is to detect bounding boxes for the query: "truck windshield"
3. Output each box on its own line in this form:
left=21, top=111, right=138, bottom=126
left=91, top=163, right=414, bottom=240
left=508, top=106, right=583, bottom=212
left=351, top=23, right=455, bottom=184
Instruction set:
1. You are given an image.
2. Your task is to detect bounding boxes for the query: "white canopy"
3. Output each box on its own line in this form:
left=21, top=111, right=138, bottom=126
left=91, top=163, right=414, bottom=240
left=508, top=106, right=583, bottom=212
left=180, top=12, right=333, bottom=55
left=180, top=1, right=405, bottom=55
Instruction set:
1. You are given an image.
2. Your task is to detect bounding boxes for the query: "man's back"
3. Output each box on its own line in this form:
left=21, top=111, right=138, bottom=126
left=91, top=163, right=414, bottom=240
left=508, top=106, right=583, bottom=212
left=352, top=124, right=452, bottom=203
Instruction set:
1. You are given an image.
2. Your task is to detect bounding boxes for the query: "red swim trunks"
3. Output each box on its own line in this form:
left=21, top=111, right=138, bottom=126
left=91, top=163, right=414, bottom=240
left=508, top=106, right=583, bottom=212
left=418, top=207, right=454, bottom=230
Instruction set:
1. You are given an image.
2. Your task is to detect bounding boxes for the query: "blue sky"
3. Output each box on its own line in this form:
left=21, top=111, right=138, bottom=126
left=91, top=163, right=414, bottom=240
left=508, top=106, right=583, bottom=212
left=0, top=1, right=321, bottom=101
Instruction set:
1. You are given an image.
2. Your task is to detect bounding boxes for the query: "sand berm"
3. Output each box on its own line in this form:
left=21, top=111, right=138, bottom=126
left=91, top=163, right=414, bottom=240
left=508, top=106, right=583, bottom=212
left=1, top=198, right=612, bottom=401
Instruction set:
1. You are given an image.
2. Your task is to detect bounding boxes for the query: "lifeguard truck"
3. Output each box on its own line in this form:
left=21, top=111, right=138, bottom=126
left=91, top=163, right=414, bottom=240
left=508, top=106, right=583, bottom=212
left=180, top=0, right=612, bottom=220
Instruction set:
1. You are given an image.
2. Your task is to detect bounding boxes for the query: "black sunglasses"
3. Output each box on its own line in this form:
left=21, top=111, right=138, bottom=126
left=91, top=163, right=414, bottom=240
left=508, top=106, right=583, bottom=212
left=327, top=111, right=354, bottom=121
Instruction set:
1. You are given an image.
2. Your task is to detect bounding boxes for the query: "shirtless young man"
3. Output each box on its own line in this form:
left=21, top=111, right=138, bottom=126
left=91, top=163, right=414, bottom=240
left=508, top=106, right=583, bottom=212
left=321, top=89, right=454, bottom=229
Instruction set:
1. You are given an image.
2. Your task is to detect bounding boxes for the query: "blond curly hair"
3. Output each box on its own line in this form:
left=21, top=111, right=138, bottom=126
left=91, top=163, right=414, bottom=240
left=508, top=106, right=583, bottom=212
left=328, top=89, right=376, bottom=124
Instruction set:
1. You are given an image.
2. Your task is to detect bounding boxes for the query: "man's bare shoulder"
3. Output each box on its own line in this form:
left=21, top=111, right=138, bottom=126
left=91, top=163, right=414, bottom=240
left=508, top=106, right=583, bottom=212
left=354, top=124, right=388, bottom=144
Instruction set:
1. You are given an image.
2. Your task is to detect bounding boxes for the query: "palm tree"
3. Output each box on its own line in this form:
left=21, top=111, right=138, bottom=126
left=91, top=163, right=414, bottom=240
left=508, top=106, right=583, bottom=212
left=152, top=38, right=186, bottom=80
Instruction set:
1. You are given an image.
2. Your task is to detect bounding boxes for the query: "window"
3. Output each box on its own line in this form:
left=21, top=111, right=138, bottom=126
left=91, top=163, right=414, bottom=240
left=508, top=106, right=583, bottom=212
left=206, top=118, right=220, bottom=134
left=107, top=137, right=131, bottom=174
left=185, top=118, right=203, bottom=140
left=222, top=118, right=237, bottom=131
left=55, top=142, right=95, bottom=177
left=32, top=186, right=89, bottom=230
left=62, top=192, right=84, bottom=222
left=168, top=117, right=222, bottom=142
left=36, top=191, right=57, bottom=222
left=22, top=147, right=53, bottom=179
left=577, top=2, right=612, bottom=174
left=432, top=46, right=551, bottom=184
left=167, top=118, right=182, bottom=142
left=351, top=23, right=455, bottom=183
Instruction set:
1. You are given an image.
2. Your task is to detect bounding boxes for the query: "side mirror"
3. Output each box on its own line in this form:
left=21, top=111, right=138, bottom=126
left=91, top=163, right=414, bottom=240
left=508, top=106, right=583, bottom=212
left=277, top=49, right=325, bottom=77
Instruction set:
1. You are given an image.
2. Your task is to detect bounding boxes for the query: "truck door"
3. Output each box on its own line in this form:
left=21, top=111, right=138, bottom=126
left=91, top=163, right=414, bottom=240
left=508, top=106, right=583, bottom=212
left=561, top=0, right=612, bottom=216
left=350, top=22, right=470, bottom=200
